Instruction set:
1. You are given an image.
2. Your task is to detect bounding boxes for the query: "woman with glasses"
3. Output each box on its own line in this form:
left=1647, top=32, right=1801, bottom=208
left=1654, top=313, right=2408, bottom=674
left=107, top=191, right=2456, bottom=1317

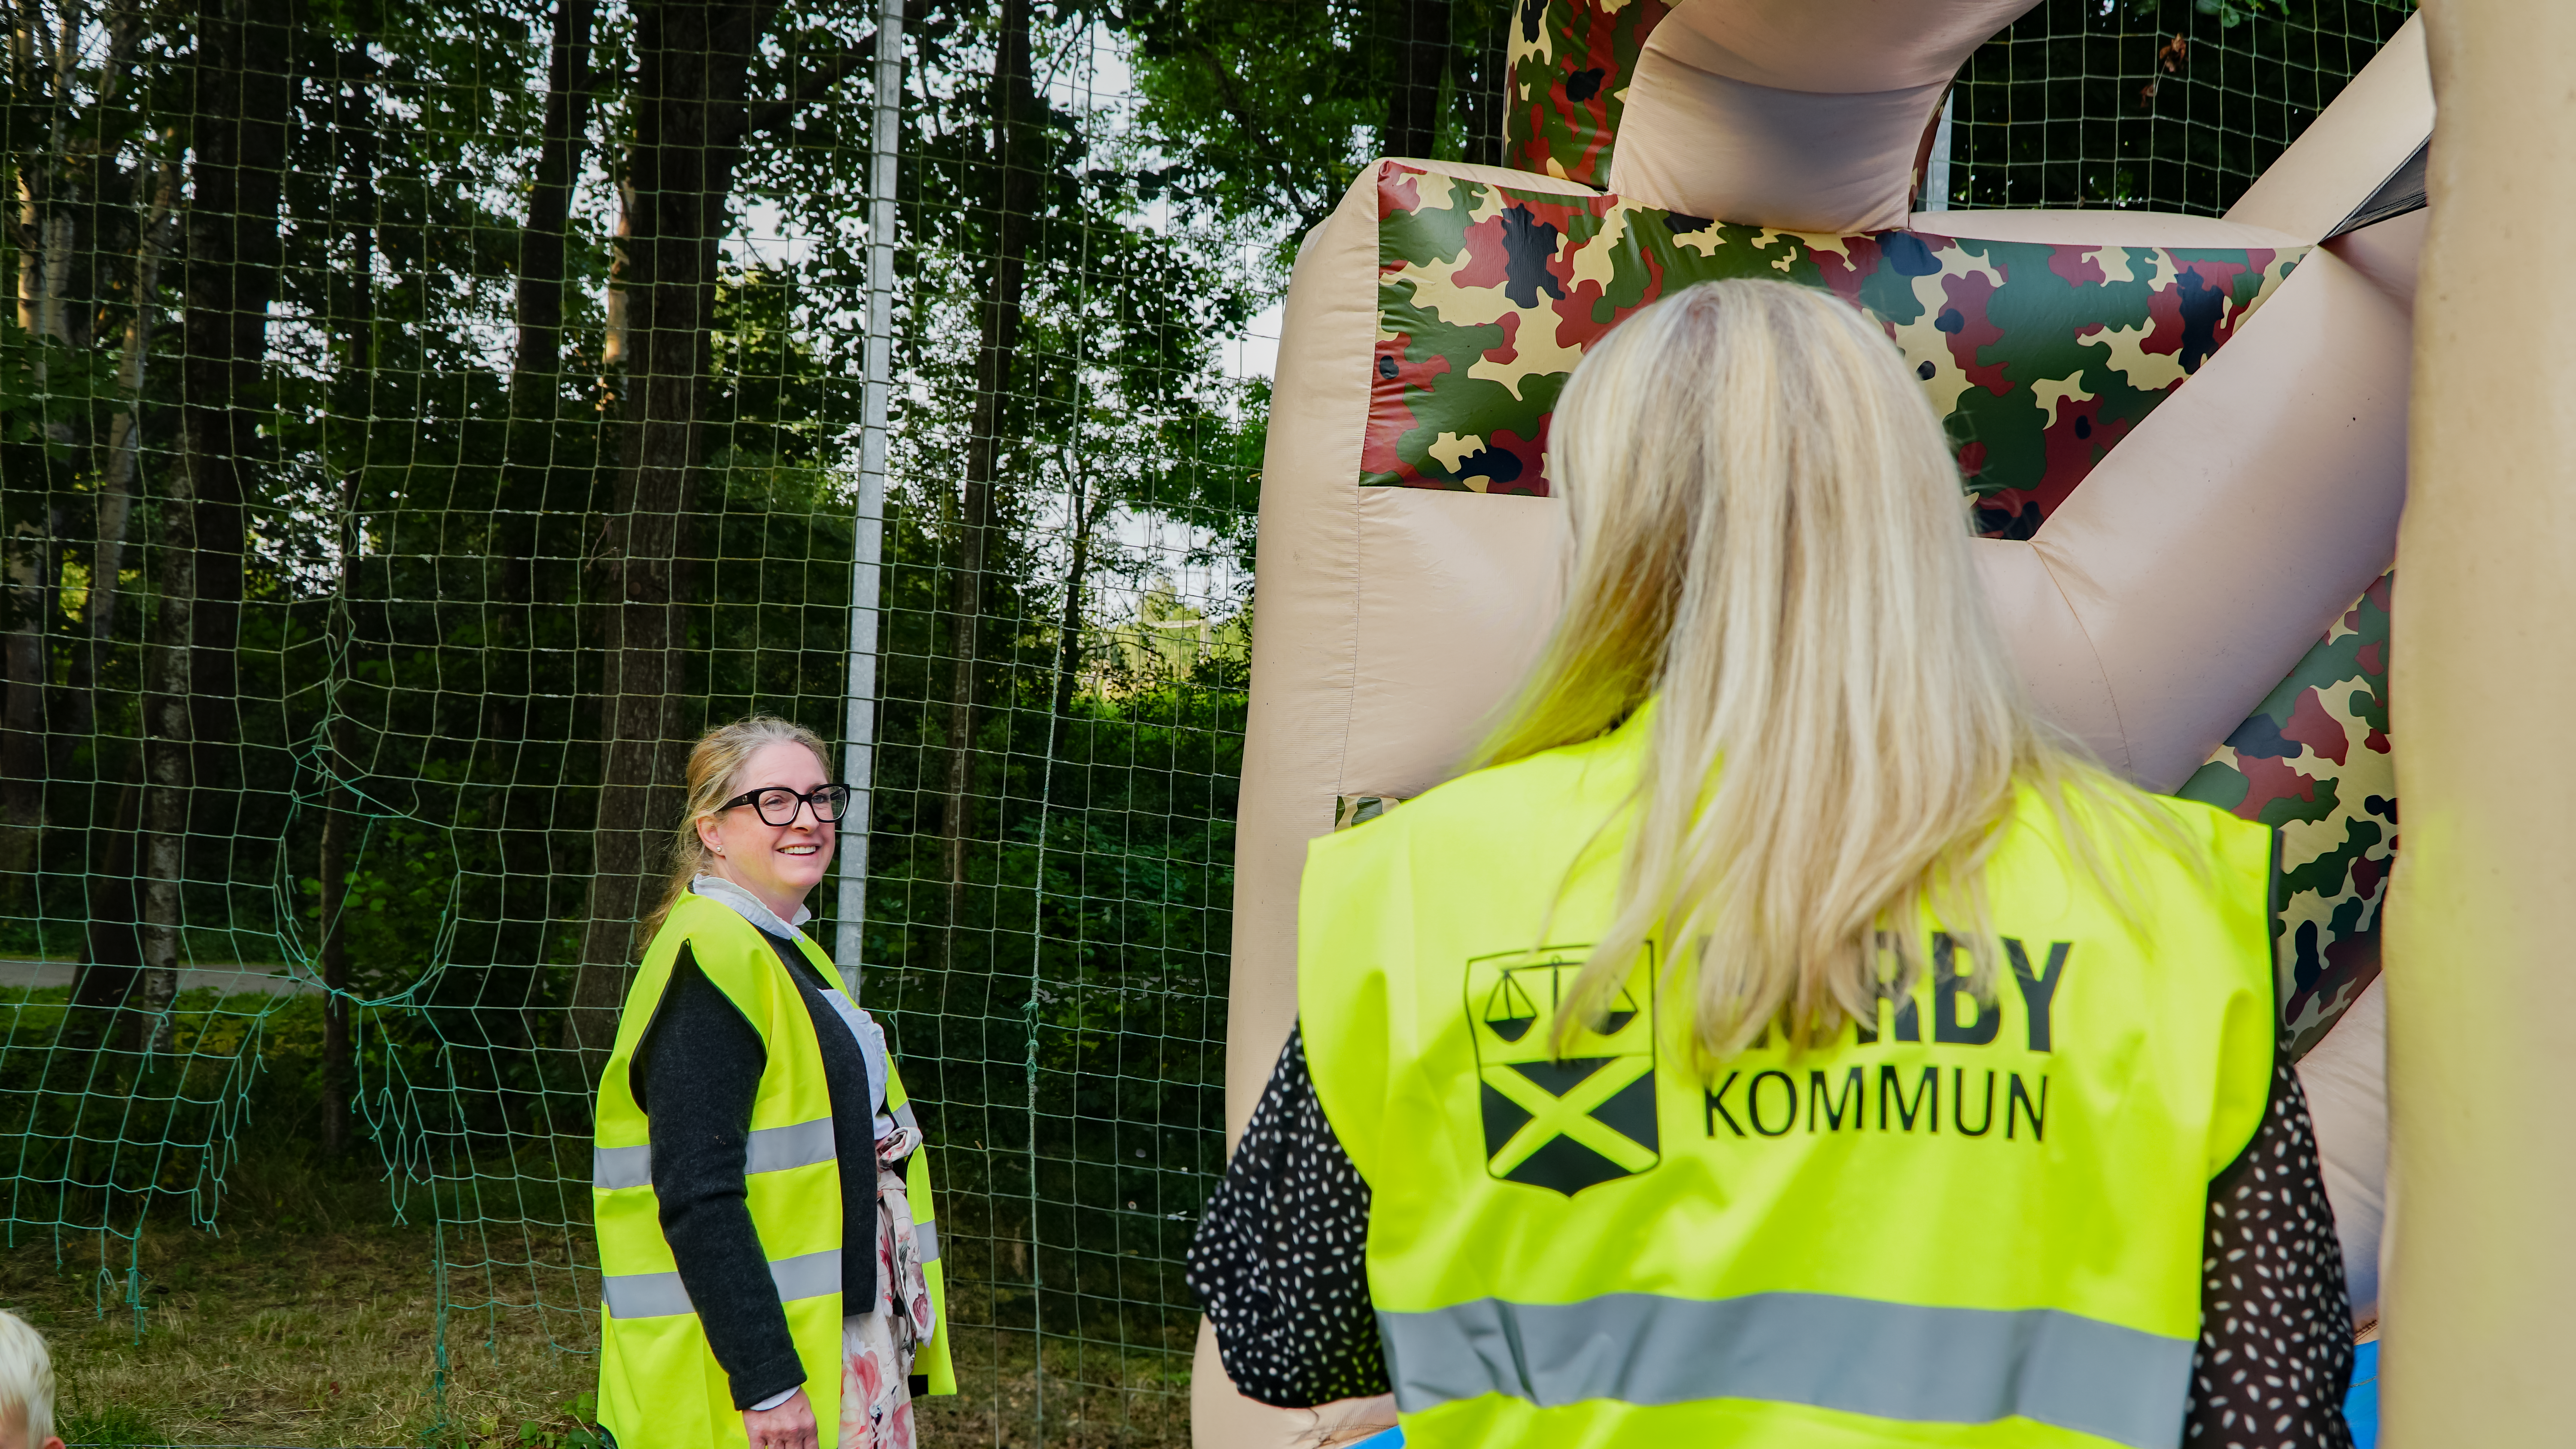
left=591, top=716, right=951, bottom=1449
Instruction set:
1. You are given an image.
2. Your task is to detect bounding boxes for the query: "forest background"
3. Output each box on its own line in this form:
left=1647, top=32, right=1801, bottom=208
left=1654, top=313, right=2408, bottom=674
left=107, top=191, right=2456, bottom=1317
left=0, top=0, right=2406, bottom=1443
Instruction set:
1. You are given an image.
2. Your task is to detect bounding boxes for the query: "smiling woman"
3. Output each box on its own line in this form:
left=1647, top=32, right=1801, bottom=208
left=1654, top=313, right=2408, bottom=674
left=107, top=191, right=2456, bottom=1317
left=590, top=718, right=955, bottom=1449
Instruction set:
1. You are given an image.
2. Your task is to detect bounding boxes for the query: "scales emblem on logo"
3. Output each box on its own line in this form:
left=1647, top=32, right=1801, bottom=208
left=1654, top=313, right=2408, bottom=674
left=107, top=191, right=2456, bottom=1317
left=1466, top=945, right=1659, bottom=1196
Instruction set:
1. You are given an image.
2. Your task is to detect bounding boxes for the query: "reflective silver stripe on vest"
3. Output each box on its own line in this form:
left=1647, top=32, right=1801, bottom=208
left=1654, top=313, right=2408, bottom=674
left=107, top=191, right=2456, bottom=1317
left=601, top=1268, right=695, bottom=1320
left=743, top=1117, right=838, bottom=1176
left=914, top=1221, right=939, bottom=1263
left=593, top=1143, right=653, bottom=1191
left=1377, top=1292, right=2194, bottom=1449
left=892, top=1101, right=920, bottom=1136
left=602, top=1248, right=845, bottom=1321
left=592, top=1117, right=838, bottom=1191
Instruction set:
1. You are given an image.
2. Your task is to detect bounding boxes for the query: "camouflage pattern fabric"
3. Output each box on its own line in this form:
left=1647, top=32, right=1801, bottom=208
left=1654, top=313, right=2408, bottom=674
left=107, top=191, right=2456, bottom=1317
left=1505, top=0, right=1673, bottom=186
left=1367, top=163, right=2305, bottom=538
left=1334, top=795, right=1405, bottom=831
left=2177, top=572, right=2394, bottom=1058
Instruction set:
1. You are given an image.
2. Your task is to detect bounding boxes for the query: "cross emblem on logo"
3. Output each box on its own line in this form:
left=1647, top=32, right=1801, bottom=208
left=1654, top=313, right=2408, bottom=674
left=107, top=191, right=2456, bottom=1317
left=1465, top=947, right=1660, bottom=1195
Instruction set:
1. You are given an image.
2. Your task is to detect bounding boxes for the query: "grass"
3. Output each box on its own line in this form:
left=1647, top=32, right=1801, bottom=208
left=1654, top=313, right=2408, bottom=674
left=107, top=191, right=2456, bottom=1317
left=917, top=1327, right=1192, bottom=1448
left=0, top=1138, right=1194, bottom=1448
left=0, top=1143, right=595, bottom=1447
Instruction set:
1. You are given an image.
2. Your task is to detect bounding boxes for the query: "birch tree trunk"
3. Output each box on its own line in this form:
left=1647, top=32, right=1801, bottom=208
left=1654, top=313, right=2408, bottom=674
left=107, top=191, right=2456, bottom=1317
left=145, top=0, right=289, bottom=1048
left=942, top=0, right=1038, bottom=955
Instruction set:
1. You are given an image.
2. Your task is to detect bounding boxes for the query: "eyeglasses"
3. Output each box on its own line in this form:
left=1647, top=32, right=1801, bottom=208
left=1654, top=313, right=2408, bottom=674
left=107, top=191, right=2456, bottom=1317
left=719, top=783, right=855, bottom=827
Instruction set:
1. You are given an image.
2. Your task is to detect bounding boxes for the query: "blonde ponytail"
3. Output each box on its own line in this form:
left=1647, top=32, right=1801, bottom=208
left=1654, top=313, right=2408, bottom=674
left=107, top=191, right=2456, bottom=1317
left=1469, top=279, right=2201, bottom=1061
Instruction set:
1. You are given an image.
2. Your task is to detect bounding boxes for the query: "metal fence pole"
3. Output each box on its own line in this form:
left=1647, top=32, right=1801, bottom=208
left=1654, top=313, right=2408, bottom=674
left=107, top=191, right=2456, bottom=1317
left=838, top=0, right=905, bottom=980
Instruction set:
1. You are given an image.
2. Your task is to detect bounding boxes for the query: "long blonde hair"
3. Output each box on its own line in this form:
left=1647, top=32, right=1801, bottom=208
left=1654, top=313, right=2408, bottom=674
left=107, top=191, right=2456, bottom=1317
left=1470, top=279, right=2194, bottom=1061
left=641, top=715, right=835, bottom=946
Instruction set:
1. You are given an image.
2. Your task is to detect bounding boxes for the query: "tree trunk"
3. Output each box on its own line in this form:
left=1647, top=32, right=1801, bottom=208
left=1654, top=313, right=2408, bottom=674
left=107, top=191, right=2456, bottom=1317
left=64, top=0, right=155, bottom=745
left=318, top=33, right=379, bottom=1157
left=182, top=0, right=288, bottom=828
left=0, top=513, right=49, bottom=899
left=942, top=0, right=1039, bottom=946
left=0, top=12, right=82, bottom=902
left=1386, top=0, right=1453, bottom=161
left=139, top=537, right=190, bottom=1052
left=563, top=0, right=776, bottom=1069
left=146, top=0, right=291, bottom=1046
left=317, top=788, right=356, bottom=1154
left=67, top=780, right=141, bottom=1050
left=513, top=0, right=595, bottom=402
left=495, top=0, right=594, bottom=984
left=1046, top=461, right=1103, bottom=764
left=500, top=0, right=595, bottom=552
left=69, top=157, right=179, bottom=750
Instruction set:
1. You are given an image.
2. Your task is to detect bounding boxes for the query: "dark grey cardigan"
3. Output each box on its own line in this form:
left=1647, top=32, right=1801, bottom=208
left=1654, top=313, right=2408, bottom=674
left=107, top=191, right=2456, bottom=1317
left=632, top=928, right=878, bottom=1410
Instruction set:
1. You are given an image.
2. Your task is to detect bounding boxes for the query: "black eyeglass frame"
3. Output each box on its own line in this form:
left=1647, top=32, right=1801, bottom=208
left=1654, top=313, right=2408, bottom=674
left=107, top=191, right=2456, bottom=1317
left=718, top=783, right=856, bottom=827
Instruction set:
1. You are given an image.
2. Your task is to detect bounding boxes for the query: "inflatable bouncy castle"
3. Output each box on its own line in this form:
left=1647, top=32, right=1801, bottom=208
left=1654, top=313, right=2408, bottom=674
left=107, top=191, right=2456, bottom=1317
left=1201, top=2, right=2430, bottom=1442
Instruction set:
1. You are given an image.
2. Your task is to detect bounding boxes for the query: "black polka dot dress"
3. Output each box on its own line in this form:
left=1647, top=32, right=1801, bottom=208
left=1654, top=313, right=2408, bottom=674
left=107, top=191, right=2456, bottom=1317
left=1188, top=1029, right=2355, bottom=1448
left=1185, top=1030, right=1386, bottom=1404
left=2187, top=1057, right=2356, bottom=1446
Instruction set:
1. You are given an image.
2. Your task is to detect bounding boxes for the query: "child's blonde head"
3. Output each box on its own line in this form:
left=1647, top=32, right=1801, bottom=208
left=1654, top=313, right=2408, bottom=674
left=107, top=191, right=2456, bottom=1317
left=0, top=1312, right=54, bottom=1449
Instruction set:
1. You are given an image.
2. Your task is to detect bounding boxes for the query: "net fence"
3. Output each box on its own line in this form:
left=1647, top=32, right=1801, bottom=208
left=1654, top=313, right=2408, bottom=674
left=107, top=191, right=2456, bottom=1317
left=1941, top=0, right=2416, bottom=213
left=0, top=0, right=2404, bottom=1444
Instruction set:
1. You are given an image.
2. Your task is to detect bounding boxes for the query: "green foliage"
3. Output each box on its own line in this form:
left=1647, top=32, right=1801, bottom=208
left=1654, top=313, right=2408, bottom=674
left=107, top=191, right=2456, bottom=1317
left=57, top=1404, right=167, bottom=1448
left=1121, top=0, right=1516, bottom=246
left=2189, top=0, right=2415, bottom=25
left=513, top=1394, right=605, bottom=1449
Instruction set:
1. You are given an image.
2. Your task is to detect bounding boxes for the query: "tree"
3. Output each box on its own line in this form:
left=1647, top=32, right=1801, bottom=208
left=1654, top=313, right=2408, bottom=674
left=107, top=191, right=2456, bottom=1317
left=563, top=0, right=779, bottom=1064
left=1385, top=0, right=1453, bottom=162
left=313, top=16, right=380, bottom=1159
left=142, top=0, right=290, bottom=1042
left=935, top=0, right=1038, bottom=951
left=1122, top=0, right=1516, bottom=240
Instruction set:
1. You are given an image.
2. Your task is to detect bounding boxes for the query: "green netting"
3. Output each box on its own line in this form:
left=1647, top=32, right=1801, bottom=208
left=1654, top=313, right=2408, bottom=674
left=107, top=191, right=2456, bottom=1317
left=1941, top=0, right=2417, bottom=214
left=0, top=0, right=2406, bottom=1444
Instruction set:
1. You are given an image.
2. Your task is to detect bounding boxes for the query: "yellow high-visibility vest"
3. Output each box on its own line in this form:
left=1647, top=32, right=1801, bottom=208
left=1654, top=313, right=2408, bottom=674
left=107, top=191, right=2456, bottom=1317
left=1299, top=710, right=2275, bottom=1449
left=593, top=894, right=954, bottom=1448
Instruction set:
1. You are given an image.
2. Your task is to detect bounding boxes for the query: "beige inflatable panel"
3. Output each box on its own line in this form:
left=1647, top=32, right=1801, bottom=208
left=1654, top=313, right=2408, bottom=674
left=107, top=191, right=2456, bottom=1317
left=1223, top=158, right=1596, bottom=1152
left=2324, top=206, right=2428, bottom=309
left=1191, top=1325, right=1396, bottom=1449
left=2298, top=976, right=2388, bottom=1324
left=2225, top=15, right=2429, bottom=242
left=1202, top=11, right=2428, bottom=1433
left=1911, top=209, right=2302, bottom=251
left=2384, top=2, right=2576, bottom=1434
left=1609, top=0, right=2042, bottom=232
left=1646, top=0, right=2044, bottom=92
left=1195, top=161, right=1597, bottom=1449
left=1195, top=160, right=1596, bottom=1446
left=1340, top=489, right=1566, bottom=798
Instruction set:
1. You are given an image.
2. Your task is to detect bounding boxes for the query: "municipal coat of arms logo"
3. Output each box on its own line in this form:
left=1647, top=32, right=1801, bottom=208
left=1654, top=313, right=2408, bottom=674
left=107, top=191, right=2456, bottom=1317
left=1466, top=945, right=1659, bottom=1195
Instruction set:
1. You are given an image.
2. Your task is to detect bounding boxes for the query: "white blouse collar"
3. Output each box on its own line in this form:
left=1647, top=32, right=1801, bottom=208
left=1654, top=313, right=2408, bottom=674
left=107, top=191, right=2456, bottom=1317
left=690, top=874, right=813, bottom=940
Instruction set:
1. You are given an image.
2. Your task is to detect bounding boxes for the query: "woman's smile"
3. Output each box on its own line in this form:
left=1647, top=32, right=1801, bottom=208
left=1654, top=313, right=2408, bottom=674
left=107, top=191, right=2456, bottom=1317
left=697, top=739, right=839, bottom=920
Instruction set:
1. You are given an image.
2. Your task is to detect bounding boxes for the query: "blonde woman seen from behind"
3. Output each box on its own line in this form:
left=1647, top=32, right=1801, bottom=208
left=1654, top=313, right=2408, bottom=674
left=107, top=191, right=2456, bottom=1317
left=1188, top=280, right=2356, bottom=1448
left=592, top=718, right=952, bottom=1449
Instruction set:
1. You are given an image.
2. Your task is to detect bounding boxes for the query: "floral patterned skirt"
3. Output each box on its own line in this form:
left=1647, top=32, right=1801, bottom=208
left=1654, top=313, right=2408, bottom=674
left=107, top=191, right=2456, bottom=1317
left=838, top=1144, right=936, bottom=1449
